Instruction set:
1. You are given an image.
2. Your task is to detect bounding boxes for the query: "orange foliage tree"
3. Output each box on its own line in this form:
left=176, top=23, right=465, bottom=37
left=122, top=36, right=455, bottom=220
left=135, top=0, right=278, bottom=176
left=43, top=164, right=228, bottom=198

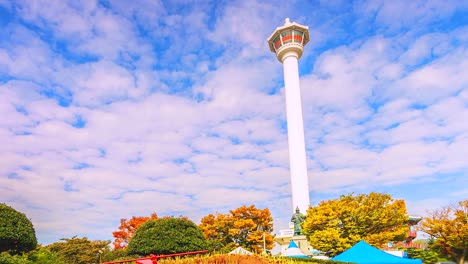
left=199, top=205, right=274, bottom=253
left=112, top=213, right=158, bottom=249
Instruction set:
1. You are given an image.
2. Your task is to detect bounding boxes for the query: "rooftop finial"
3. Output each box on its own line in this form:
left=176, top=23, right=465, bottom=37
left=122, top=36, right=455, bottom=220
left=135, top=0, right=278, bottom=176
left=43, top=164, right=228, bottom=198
left=285, top=18, right=291, bottom=25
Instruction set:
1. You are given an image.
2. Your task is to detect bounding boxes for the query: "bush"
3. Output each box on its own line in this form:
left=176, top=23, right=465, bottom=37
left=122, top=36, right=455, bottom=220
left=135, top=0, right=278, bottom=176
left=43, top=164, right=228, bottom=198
left=128, top=217, right=208, bottom=255
left=0, top=204, right=37, bottom=254
left=101, top=249, right=139, bottom=262
left=27, top=247, right=65, bottom=264
left=0, top=252, right=30, bottom=264
left=406, top=248, right=440, bottom=264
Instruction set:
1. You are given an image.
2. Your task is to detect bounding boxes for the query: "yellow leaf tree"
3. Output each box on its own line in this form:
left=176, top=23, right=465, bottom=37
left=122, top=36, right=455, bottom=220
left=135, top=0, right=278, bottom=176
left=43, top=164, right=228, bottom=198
left=199, top=205, right=274, bottom=253
left=302, top=192, right=409, bottom=256
left=421, top=200, right=468, bottom=264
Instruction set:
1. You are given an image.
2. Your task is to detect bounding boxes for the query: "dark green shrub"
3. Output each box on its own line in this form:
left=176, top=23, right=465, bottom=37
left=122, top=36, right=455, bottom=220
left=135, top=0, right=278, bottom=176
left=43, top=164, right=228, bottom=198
left=128, top=217, right=208, bottom=255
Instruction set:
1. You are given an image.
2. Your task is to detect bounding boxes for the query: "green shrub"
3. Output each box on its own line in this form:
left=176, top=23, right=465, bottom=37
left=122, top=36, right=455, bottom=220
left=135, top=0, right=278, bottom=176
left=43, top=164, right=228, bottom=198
left=128, top=217, right=208, bottom=255
left=406, top=248, right=440, bottom=264
left=101, top=249, right=139, bottom=262
left=0, top=252, right=30, bottom=264
left=26, top=247, right=64, bottom=264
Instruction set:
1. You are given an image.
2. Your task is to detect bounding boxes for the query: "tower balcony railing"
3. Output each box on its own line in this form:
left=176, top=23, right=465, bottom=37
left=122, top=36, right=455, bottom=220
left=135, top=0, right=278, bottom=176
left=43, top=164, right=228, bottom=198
left=272, top=29, right=307, bottom=51
left=408, top=230, right=417, bottom=238
left=402, top=242, right=422, bottom=249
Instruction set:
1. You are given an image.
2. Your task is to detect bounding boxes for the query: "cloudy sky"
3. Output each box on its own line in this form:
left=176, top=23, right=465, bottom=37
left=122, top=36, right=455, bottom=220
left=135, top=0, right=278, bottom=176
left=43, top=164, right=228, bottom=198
left=1, top=0, right=467, bottom=245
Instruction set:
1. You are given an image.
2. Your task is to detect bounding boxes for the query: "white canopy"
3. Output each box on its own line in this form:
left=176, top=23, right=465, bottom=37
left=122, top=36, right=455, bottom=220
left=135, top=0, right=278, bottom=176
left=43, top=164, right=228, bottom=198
left=229, top=246, right=253, bottom=255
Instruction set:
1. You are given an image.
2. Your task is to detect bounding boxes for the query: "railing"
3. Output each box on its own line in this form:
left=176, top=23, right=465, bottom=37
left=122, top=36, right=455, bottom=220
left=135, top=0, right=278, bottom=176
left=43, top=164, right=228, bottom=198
left=101, top=250, right=209, bottom=264
left=408, top=231, right=417, bottom=238
left=402, top=243, right=421, bottom=249
left=389, top=242, right=422, bottom=249
left=278, top=229, right=294, bottom=237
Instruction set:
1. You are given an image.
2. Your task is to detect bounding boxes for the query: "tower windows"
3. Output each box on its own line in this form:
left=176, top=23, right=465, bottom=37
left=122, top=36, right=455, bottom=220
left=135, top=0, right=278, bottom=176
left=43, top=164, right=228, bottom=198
left=273, top=35, right=282, bottom=50
left=293, top=30, right=304, bottom=43
left=281, top=30, right=293, bottom=44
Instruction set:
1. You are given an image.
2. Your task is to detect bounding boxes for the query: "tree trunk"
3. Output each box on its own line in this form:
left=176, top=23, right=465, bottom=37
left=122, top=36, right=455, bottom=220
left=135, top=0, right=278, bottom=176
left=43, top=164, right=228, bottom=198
left=456, top=248, right=466, bottom=264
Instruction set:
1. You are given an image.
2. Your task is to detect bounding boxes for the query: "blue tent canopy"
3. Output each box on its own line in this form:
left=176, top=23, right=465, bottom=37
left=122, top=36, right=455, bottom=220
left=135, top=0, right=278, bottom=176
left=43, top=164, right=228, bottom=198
left=285, top=241, right=309, bottom=258
left=332, top=241, right=422, bottom=264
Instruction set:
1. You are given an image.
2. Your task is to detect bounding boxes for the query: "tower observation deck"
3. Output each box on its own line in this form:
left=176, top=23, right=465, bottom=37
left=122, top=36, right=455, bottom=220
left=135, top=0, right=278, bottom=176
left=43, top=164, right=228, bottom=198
left=267, top=18, right=310, bottom=62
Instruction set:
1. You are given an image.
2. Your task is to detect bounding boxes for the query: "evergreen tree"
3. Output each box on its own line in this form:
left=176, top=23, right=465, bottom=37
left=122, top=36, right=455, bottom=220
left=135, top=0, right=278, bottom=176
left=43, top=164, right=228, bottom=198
left=0, top=203, right=37, bottom=254
left=128, top=217, right=207, bottom=255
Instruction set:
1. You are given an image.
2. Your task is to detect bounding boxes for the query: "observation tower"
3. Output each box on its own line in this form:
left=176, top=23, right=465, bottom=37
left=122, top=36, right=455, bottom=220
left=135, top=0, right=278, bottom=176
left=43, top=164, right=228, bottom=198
left=267, top=18, right=310, bottom=215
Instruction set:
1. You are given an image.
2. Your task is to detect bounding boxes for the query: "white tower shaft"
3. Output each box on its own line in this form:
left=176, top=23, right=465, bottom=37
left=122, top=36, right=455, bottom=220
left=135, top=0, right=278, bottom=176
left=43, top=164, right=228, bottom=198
left=267, top=18, right=311, bottom=214
left=282, top=52, right=310, bottom=214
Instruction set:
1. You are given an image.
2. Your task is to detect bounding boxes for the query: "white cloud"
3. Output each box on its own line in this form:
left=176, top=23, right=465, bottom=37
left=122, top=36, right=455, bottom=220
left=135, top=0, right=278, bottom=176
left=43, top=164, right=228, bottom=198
left=391, top=49, right=468, bottom=104
left=355, top=0, right=464, bottom=32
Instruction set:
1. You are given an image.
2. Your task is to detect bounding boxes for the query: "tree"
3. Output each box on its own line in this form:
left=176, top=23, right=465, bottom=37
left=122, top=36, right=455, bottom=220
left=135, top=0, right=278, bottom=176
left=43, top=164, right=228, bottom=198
left=302, top=193, right=409, bottom=257
left=47, top=236, right=110, bottom=264
left=27, top=246, right=65, bottom=264
left=420, top=200, right=468, bottom=264
left=0, top=203, right=37, bottom=254
left=112, top=213, right=158, bottom=249
left=127, top=217, right=207, bottom=255
left=199, top=212, right=233, bottom=251
left=406, top=248, right=440, bottom=264
left=199, top=205, right=275, bottom=253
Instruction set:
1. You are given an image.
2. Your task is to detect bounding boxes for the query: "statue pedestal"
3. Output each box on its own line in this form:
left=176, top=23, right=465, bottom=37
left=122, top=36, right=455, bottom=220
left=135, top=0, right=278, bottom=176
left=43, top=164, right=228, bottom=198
left=274, top=229, right=311, bottom=256
left=292, top=235, right=310, bottom=254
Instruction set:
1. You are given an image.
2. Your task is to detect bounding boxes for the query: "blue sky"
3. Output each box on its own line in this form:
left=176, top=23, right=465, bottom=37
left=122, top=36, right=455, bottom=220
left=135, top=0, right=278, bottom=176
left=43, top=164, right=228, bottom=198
left=0, top=0, right=467, bottom=245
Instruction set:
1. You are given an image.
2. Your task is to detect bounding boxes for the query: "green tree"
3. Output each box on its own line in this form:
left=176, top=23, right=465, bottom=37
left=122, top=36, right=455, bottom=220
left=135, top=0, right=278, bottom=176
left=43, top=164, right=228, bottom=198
left=199, top=205, right=275, bottom=253
left=406, top=248, right=440, bottom=264
left=27, top=246, right=65, bottom=264
left=47, top=236, right=110, bottom=264
left=0, top=203, right=37, bottom=254
left=420, top=200, right=468, bottom=264
left=303, top=193, right=409, bottom=257
left=127, top=217, right=207, bottom=255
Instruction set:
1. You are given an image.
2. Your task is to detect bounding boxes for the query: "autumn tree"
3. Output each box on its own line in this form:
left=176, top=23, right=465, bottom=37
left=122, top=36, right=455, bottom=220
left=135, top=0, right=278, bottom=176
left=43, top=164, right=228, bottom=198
left=47, top=236, right=110, bottom=264
left=112, top=213, right=158, bottom=249
left=0, top=203, right=37, bottom=254
left=199, top=205, right=275, bottom=253
left=127, top=217, right=207, bottom=255
left=420, top=200, right=468, bottom=264
left=303, top=193, right=409, bottom=257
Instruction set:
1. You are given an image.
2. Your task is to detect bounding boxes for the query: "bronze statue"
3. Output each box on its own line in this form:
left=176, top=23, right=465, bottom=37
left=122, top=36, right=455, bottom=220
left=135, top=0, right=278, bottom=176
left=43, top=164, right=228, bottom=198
left=291, top=207, right=305, bottom=236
